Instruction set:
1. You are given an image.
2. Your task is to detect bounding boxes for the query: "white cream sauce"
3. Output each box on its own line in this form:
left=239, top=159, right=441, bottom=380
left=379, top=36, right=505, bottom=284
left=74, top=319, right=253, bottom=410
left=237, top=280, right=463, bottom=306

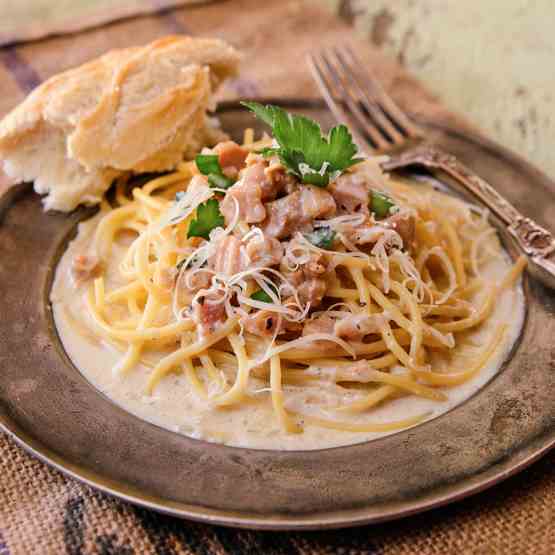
left=51, top=213, right=525, bottom=450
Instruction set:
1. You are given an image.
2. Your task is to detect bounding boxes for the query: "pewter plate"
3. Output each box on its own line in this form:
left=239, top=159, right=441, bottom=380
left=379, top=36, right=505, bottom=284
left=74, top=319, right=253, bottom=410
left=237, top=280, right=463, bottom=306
left=0, top=100, right=554, bottom=530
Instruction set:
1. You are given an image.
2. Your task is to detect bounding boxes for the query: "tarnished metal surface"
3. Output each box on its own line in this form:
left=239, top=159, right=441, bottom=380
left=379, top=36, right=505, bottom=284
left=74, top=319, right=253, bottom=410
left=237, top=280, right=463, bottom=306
left=0, top=100, right=554, bottom=529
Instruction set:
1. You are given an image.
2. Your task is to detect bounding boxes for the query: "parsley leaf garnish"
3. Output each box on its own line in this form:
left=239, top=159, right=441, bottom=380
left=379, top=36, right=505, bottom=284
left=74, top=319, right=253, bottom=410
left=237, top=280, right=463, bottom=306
left=250, top=282, right=278, bottom=303
left=304, top=227, right=336, bottom=249
left=195, top=154, right=234, bottom=190
left=207, top=174, right=235, bottom=189
left=195, top=154, right=221, bottom=175
left=370, top=191, right=396, bottom=219
left=256, top=146, right=280, bottom=158
left=242, top=101, right=363, bottom=187
left=187, top=199, right=224, bottom=239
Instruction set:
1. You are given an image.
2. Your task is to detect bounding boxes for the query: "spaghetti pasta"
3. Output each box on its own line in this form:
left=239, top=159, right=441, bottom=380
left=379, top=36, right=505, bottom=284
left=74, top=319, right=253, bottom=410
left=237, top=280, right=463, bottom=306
left=51, top=125, right=526, bottom=449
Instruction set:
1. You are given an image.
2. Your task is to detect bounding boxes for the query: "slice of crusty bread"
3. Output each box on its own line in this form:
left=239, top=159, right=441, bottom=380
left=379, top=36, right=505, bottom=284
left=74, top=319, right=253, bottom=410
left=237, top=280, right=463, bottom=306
left=0, top=36, right=240, bottom=211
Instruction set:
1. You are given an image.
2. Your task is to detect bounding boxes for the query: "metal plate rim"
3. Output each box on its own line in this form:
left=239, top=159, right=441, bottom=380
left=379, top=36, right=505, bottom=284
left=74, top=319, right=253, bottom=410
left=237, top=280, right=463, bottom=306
left=2, top=414, right=553, bottom=530
left=1, top=98, right=554, bottom=530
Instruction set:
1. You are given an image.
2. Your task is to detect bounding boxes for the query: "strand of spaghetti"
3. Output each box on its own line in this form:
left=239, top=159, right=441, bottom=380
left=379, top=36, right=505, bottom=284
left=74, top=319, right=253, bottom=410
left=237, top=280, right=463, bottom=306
left=279, top=360, right=398, bottom=386
left=380, top=319, right=415, bottom=369
left=94, top=204, right=138, bottom=259
left=119, top=236, right=140, bottom=278
left=430, top=258, right=524, bottom=334
left=349, top=267, right=373, bottom=313
left=278, top=372, right=319, bottom=386
left=199, top=353, right=225, bottom=391
left=326, top=287, right=360, bottom=300
left=303, top=357, right=377, bottom=368
left=416, top=247, right=457, bottom=304
left=389, top=281, right=422, bottom=360
left=132, top=187, right=168, bottom=211
left=264, top=333, right=356, bottom=362
left=93, top=276, right=106, bottom=314
left=336, top=385, right=398, bottom=413
left=281, top=336, right=410, bottom=361
left=290, top=411, right=429, bottom=432
left=331, top=254, right=370, bottom=269
left=279, top=355, right=398, bottom=384
left=317, top=353, right=398, bottom=369
left=127, top=295, right=142, bottom=318
left=243, top=128, right=255, bottom=144
left=207, top=348, right=241, bottom=371
left=105, top=281, right=145, bottom=303
left=134, top=233, right=171, bottom=302
left=433, top=288, right=495, bottom=333
left=86, top=288, right=193, bottom=341
left=120, top=259, right=157, bottom=281
left=122, top=221, right=147, bottom=235
left=270, top=355, right=302, bottom=433
left=111, top=317, right=141, bottom=329
left=500, top=255, right=527, bottom=290
left=113, top=293, right=159, bottom=375
left=277, top=330, right=444, bottom=361
left=153, top=229, right=179, bottom=268
left=146, top=318, right=238, bottom=394
left=366, top=369, right=447, bottom=401
left=139, top=201, right=159, bottom=226
left=143, top=172, right=188, bottom=195
left=414, top=219, right=441, bottom=250
left=420, top=303, right=472, bottom=318
left=212, top=332, right=251, bottom=406
left=183, top=358, right=208, bottom=399
left=470, top=228, right=497, bottom=277
left=439, top=213, right=467, bottom=287
left=416, top=324, right=507, bottom=387
left=366, top=280, right=413, bottom=332
left=457, top=278, right=484, bottom=299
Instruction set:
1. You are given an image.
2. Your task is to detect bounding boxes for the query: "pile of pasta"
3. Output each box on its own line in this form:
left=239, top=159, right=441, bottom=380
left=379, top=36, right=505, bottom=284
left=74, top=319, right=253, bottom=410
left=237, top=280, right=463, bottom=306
left=85, top=130, right=525, bottom=435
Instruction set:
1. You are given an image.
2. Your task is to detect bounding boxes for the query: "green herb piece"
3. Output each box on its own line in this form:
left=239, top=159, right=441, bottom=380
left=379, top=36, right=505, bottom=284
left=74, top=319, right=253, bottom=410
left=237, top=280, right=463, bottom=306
left=195, top=154, right=235, bottom=190
left=256, top=146, right=280, bottom=158
left=250, top=283, right=278, bottom=303
left=207, top=174, right=234, bottom=189
left=187, top=199, right=224, bottom=239
left=195, top=154, right=222, bottom=175
left=304, top=227, right=336, bottom=249
left=370, top=191, right=395, bottom=219
left=242, top=101, right=363, bottom=187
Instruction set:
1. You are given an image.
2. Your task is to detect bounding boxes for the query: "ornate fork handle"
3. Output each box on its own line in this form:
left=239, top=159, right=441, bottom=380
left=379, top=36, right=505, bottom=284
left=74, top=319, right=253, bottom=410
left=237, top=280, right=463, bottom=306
left=384, top=147, right=555, bottom=289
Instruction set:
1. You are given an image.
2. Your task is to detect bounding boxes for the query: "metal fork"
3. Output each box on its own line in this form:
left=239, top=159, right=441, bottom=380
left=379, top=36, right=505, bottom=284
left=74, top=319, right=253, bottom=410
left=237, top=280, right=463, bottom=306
left=308, top=45, right=555, bottom=289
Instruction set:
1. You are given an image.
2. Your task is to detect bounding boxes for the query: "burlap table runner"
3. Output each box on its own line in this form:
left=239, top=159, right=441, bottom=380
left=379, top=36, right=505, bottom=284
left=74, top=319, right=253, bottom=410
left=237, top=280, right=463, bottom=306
left=0, top=1, right=553, bottom=553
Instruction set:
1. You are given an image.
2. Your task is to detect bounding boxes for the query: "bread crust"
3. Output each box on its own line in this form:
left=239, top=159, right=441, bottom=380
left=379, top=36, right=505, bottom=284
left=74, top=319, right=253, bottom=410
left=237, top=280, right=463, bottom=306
left=0, top=36, right=240, bottom=211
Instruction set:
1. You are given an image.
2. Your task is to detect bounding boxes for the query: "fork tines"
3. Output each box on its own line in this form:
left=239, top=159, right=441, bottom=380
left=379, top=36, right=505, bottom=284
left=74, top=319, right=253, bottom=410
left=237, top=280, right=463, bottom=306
left=308, top=45, right=421, bottom=152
